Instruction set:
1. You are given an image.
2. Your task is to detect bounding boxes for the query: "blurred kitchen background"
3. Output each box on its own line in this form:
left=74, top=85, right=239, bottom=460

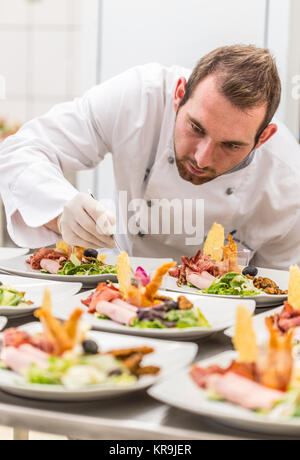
left=0, top=0, right=300, bottom=247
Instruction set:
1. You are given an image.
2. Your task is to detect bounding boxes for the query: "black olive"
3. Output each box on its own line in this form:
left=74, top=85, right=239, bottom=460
left=82, top=340, right=99, bottom=355
left=242, top=266, right=258, bottom=277
left=164, top=300, right=179, bottom=310
left=83, top=248, right=98, bottom=259
left=108, top=369, right=123, bottom=377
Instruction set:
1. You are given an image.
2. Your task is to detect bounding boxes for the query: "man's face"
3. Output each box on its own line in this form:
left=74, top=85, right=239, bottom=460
left=173, top=75, right=268, bottom=186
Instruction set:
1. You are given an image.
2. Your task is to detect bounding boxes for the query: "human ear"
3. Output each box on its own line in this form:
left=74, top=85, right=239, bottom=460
left=174, top=78, right=187, bottom=111
left=255, top=123, right=278, bottom=149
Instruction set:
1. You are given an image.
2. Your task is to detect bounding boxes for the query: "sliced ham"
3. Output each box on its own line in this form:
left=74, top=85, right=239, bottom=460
left=84, top=283, right=122, bottom=313
left=27, top=248, right=67, bottom=270
left=186, top=270, right=215, bottom=290
left=40, top=258, right=61, bottom=274
left=279, top=316, right=300, bottom=332
left=112, top=299, right=138, bottom=313
left=208, top=372, right=284, bottom=411
left=190, top=365, right=226, bottom=388
left=96, top=300, right=137, bottom=326
left=3, top=344, right=49, bottom=375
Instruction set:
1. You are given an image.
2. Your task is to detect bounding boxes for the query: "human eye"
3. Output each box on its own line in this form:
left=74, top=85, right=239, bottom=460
left=190, top=121, right=204, bottom=135
left=223, top=142, right=241, bottom=151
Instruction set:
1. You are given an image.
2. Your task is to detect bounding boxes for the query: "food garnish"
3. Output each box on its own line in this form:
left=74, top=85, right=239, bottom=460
left=82, top=253, right=210, bottom=330
left=116, top=251, right=132, bottom=299
left=26, top=243, right=116, bottom=276
left=203, top=222, right=225, bottom=262
left=288, top=265, right=300, bottom=310
left=0, top=285, right=33, bottom=308
left=190, top=304, right=300, bottom=418
left=202, top=272, right=261, bottom=296
left=0, top=289, right=159, bottom=389
left=233, top=305, right=257, bottom=364
left=169, top=223, right=286, bottom=297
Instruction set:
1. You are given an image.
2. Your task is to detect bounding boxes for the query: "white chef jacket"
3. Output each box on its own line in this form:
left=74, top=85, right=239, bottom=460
left=1, top=63, right=300, bottom=269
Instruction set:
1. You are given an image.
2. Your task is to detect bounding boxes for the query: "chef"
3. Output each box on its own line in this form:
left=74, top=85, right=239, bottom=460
left=1, top=44, right=300, bottom=269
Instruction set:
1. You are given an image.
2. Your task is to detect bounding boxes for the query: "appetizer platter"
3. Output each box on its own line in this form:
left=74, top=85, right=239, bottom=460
left=149, top=304, right=300, bottom=435
left=163, top=223, right=288, bottom=307
left=0, top=290, right=197, bottom=401
left=52, top=252, right=255, bottom=339
left=0, top=243, right=173, bottom=287
left=225, top=265, right=300, bottom=346
left=0, top=274, right=82, bottom=318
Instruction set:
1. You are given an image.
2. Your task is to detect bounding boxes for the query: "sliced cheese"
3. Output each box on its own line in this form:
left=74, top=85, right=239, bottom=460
left=233, top=305, right=257, bottom=363
left=203, top=222, right=225, bottom=262
left=116, top=251, right=131, bottom=299
left=288, top=265, right=300, bottom=310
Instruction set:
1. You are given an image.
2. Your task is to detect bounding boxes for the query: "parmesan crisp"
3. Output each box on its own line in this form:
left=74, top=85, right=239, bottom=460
left=288, top=265, right=300, bottom=310
left=203, top=223, right=225, bottom=262
left=116, top=251, right=132, bottom=299
left=233, top=305, right=257, bottom=363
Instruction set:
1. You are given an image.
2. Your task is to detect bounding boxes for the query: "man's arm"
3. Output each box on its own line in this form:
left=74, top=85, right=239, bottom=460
left=0, top=65, right=153, bottom=248
left=45, top=216, right=60, bottom=235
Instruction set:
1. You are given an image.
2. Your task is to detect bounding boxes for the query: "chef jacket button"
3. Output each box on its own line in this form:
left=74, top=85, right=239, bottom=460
left=226, top=188, right=235, bottom=195
left=147, top=200, right=152, bottom=207
left=138, top=231, right=145, bottom=238
left=168, top=156, right=175, bottom=164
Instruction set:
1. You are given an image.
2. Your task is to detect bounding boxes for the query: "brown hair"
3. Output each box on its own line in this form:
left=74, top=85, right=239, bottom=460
left=179, top=45, right=281, bottom=143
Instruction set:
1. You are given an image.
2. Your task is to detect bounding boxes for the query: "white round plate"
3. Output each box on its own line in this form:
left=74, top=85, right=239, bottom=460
left=162, top=267, right=289, bottom=308
left=0, top=323, right=197, bottom=401
left=52, top=289, right=256, bottom=340
left=0, top=255, right=173, bottom=287
left=0, top=248, right=29, bottom=260
left=148, top=351, right=300, bottom=436
left=0, top=274, right=82, bottom=318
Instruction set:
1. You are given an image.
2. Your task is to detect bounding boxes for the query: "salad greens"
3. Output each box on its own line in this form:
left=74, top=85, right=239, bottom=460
left=56, top=260, right=117, bottom=276
left=132, top=308, right=211, bottom=329
left=25, top=354, right=136, bottom=388
left=0, top=286, right=32, bottom=308
left=202, top=272, right=262, bottom=297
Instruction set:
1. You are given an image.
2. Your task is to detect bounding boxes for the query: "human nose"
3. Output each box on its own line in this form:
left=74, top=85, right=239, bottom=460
left=194, top=138, right=214, bottom=168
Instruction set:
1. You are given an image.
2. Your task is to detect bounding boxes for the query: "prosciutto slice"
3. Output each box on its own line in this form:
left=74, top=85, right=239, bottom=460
left=186, top=270, right=215, bottom=290
left=3, top=344, right=49, bottom=375
left=96, top=300, right=137, bottom=326
left=208, top=372, right=284, bottom=411
left=27, top=248, right=67, bottom=270
left=169, top=251, right=229, bottom=286
left=82, top=283, right=122, bottom=313
left=40, top=258, right=61, bottom=274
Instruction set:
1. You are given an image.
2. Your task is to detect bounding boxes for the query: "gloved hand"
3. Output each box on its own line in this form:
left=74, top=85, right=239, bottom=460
left=58, top=193, right=116, bottom=249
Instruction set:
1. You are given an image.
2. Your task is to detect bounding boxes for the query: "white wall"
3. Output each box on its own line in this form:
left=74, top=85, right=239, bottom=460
left=100, top=0, right=267, bottom=81
left=267, top=0, right=300, bottom=139
left=0, top=0, right=99, bottom=245
left=93, top=0, right=268, bottom=200
left=0, top=0, right=98, bottom=125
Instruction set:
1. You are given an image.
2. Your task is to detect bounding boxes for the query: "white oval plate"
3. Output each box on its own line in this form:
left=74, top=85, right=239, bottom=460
left=162, top=267, right=289, bottom=308
left=51, top=289, right=256, bottom=340
left=148, top=351, right=300, bottom=436
left=0, top=275, right=82, bottom=318
left=0, top=255, right=173, bottom=288
left=0, top=248, right=29, bottom=260
left=0, top=322, right=197, bottom=402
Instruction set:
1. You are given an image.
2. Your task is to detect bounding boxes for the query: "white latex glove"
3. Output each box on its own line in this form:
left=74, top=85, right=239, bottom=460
left=58, top=193, right=116, bottom=249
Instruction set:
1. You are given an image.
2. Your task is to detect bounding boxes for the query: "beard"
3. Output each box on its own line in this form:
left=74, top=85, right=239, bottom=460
left=175, top=153, right=218, bottom=186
